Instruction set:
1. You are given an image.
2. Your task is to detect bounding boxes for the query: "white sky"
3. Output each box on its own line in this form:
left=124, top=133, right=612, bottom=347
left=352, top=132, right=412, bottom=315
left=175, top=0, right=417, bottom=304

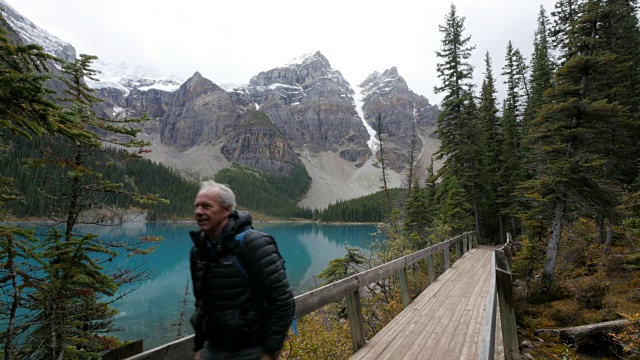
left=9, top=0, right=556, bottom=105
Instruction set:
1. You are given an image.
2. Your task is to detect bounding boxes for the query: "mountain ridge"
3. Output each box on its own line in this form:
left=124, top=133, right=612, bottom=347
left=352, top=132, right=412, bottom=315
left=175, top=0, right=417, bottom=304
left=1, top=2, right=442, bottom=210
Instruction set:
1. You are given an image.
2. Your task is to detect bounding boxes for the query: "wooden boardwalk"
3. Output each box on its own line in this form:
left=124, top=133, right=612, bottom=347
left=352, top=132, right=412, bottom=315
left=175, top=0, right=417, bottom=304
left=350, top=246, right=499, bottom=360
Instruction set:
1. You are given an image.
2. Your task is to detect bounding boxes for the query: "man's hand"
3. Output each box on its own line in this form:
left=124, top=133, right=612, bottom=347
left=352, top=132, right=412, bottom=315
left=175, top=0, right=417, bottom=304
left=259, top=355, right=274, bottom=360
left=194, top=350, right=202, bottom=360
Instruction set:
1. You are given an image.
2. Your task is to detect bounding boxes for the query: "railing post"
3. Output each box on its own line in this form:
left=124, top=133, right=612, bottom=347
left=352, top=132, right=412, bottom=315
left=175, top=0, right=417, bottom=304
left=463, top=236, right=469, bottom=253
left=427, top=253, right=436, bottom=284
left=444, top=246, right=450, bottom=270
left=456, top=241, right=462, bottom=259
left=473, top=233, right=479, bottom=247
left=398, top=267, right=411, bottom=308
left=346, top=289, right=366, bottom=352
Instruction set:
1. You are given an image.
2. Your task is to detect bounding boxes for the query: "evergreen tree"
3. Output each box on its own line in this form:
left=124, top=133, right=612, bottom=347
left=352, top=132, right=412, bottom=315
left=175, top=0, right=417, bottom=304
left=404, top=177, right=429, bottom=241
left=433, top=4, right=481, bottom=238
left=317, top=247, right=367, bottom=284
left=0, top=227, right=40, bottom=360
left=550, top=0, right=584, bottom=62
left=497, top=41, right=527, bottom=239
left=430, top=175, right=474, bottom=242
left=527, top=6, right=555, bottom=122
left=522, top=0, right=627, bottom=283
left=477, top=52, right=502, bottom=242
left=18, top=54, right=163, bottom=358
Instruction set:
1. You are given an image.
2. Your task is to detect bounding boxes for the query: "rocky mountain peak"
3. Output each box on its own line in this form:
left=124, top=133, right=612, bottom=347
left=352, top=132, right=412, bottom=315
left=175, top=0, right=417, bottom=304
left=358, top=67, right=439, bottom=173
left=0, top=0, right=76, bottom=63
left=249, top=50, right=353, bottom=96
left=359, top=66, right=408, bottom=99
left=176, top=71, right=219, bottom=98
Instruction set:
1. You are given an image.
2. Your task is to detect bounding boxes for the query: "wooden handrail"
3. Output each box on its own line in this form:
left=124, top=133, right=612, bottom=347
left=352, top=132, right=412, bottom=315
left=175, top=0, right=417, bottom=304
left=119, top=231, right=478, bottom=360
left=295, top=231, right=475, bottom=318
left=478, top=233, right=519, bottom=360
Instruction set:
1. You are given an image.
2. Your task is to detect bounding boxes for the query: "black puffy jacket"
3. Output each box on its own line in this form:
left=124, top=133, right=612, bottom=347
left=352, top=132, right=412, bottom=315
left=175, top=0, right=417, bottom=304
left=189, top=211, right=295, bottom=356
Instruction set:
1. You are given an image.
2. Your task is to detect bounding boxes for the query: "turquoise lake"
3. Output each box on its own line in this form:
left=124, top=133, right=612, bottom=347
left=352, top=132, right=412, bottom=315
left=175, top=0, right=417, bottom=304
left=62, top=222, right=379, bottom=350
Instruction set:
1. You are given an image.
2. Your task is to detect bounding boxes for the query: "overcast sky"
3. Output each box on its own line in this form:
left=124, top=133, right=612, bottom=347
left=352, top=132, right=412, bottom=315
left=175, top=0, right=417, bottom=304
left=10, top=0, right=556, bottom=105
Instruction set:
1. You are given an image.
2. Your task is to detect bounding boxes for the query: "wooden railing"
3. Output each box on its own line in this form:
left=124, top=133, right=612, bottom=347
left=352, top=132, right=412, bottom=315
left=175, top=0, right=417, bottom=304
left=477, top=234, right=519, bottom=360
left=117, top=231, right=478, bottom=360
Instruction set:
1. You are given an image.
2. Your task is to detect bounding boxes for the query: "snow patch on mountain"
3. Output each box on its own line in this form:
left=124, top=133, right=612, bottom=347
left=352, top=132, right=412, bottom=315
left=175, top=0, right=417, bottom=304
left=353, top=86, right=379, bottom=154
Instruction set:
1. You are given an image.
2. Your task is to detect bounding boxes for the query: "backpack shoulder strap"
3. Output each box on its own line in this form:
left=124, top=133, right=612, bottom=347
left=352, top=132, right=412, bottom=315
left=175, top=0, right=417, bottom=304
left=233, top=228, right=253, bottom=278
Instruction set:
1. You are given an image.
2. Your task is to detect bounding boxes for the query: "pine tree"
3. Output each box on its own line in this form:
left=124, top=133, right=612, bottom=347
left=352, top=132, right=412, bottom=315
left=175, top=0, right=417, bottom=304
left=527, top=6, right=555, bottom=121
left=433, top=4, right=481, bottom=238
left=430, top=176, right=474, bottom=241
left=477, top=52, right=502, bottom=242
left=0, top=227, right=40, bottom=360
left=497, top=42, right=527, bottom=239
left=19, top=54, right=164, bottom=358
left=523, top=0, right=627, bottom=282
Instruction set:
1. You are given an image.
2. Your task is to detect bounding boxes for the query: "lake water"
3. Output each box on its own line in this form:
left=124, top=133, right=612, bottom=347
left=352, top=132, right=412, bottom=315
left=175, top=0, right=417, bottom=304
left=67, top=222, right=379, bottom=349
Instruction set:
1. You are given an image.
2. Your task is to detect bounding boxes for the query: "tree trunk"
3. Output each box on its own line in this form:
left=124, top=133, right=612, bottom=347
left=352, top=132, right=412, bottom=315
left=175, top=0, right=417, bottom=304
left=595, top=213, right=604, bottom=244
left=5, top=242, right=17, bottom=360
left=543, top=195, right=565, bottom=283
left=473, top=198, right=481, bottom=243
left=603, top=217, right=613, bottom=253
left=535, top=319, right=629, bottom=350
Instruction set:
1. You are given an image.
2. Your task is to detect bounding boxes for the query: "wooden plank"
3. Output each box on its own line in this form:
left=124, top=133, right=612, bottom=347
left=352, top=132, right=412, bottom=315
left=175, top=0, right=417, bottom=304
left=122, top=336, right=193, bottom=360
left=102, top=340, right=143, bottom=360
left=350, top=247, right=496, bottom=360
left=295, top=232, right=475, bottom=318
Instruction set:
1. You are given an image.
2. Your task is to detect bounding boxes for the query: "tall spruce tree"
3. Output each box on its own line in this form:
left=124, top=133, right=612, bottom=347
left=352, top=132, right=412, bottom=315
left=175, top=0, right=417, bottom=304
left=527, top=6, right=555, bottom=122
left=434, top=4, right=481, bottom=238
left=519, top=6, right=556, bottom=242
left=523, top=0, right=628, bottom=282
left=0, top=19, right=99, bottom=360
left=477, top=52, right=502, bottom=242
left=497, top=42, right=527, bottom=239
left=18, top=54, right=163, bottom=359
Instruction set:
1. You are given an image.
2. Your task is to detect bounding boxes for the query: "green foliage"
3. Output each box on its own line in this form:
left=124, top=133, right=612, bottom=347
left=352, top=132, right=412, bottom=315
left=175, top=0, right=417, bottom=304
left=214, top=163, right=312, bottom=219
left=0, top=131, right=197, bottom=220
left=282, top=311, right=352, bottom=360
left=25, top=229, right=120, bottom=359
left=319, top=188, right=404, bottom=223
left=317, top=247, right=367, bottom=284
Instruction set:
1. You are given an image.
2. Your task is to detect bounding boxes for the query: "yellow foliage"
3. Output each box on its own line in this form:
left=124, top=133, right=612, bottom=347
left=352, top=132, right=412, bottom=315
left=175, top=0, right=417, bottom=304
left=282, top=311, right=352, bottom=360
left=609, top=312, right=640, bottom=358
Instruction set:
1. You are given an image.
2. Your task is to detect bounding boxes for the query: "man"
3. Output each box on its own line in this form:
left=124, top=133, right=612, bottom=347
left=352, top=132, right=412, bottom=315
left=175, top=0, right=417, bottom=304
left=190, top=181, right=295, bottom=360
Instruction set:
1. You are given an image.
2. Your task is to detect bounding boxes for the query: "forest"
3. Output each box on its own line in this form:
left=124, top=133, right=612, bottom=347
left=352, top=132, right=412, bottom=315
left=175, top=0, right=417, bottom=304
left=1, top=0, right=640, bottom=359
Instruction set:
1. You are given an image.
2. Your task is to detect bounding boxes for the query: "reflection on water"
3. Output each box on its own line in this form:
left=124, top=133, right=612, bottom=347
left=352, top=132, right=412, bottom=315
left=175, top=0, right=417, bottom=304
left=6, top=221, right=379, bottom=349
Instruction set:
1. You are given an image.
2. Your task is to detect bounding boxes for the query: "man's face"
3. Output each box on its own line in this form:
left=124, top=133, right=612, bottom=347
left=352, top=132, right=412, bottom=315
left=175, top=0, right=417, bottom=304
left=194, top=187, right=231, bottom=237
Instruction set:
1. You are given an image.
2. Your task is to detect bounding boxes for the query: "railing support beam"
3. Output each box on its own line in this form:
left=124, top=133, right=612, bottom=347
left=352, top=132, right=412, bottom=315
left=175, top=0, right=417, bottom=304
left=444, top=246, right=450, bottom=270
left=427, top=254, right=436, bottom=284
left=398, top=267, right=411, bottom=308
left=346, top=290, right=366, bottom=352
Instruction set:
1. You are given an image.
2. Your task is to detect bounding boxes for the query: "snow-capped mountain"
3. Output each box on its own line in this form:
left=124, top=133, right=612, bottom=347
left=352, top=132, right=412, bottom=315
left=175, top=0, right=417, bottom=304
left=0, top=0, right=184, bottom=96
left=1, top=0, right=442, bottom=209
left=0, top=0, right=75, bottom=63
left=85, top=59, right=185, bottom=97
